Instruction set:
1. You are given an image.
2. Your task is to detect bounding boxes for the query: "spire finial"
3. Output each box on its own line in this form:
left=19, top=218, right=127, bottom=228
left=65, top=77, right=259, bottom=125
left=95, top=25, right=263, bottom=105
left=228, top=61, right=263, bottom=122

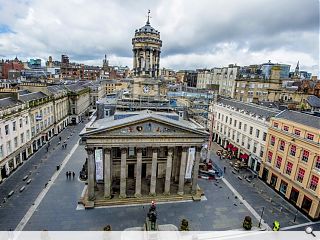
left=146, top=9, right=151, bottom=25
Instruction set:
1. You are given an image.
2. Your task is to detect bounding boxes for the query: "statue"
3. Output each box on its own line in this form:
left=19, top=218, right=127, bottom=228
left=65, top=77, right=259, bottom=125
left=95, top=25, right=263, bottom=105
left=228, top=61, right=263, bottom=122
left=145, top=201, right=158, bottom=231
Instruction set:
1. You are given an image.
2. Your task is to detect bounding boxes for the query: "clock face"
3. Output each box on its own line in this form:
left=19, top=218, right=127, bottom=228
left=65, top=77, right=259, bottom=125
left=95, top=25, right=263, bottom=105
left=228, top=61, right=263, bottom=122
left=143, top=85, right=150, bottom=93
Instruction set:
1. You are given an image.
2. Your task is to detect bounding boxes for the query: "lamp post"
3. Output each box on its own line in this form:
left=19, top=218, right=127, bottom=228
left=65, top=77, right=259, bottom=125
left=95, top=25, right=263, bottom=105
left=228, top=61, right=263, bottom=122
left=258, top=207, right=265, bottom=228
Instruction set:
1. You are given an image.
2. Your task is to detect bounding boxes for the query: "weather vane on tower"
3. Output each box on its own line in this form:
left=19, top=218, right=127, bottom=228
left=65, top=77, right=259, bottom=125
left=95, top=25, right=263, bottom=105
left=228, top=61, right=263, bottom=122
left=146, top=9, right=151, bottom=25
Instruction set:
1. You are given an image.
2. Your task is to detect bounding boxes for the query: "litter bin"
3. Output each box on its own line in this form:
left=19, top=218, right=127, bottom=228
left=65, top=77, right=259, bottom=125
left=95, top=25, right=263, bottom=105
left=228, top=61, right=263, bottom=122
left=56, top=165, right=60, bottom=171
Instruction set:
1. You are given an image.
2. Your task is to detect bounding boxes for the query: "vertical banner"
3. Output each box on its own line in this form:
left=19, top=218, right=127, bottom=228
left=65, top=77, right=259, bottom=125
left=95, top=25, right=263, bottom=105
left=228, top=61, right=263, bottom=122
left=185, top=147, right=195, bottom=179
left=95, top=149, right=103, bottom=181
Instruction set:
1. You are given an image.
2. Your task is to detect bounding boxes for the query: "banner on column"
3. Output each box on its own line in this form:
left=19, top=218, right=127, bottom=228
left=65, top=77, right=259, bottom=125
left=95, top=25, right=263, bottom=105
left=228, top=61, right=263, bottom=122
left=185, top=147, right=195, bottom=179
left=95, top=149, right=103, bottom=181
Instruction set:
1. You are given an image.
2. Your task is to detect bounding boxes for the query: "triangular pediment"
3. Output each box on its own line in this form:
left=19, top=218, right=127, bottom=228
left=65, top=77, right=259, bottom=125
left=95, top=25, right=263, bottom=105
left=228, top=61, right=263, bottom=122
left=82, top=115, right=208, bottom=138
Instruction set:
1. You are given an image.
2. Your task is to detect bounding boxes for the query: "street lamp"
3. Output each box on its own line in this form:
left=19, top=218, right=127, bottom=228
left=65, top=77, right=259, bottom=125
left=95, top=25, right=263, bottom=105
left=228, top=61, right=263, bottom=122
left=258, top=207, right=265, bottom=228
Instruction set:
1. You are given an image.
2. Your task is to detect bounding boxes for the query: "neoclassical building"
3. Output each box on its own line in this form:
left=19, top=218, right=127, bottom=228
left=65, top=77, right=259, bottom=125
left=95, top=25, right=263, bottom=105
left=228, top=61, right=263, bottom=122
left=80, top=111, right=208, bottom=207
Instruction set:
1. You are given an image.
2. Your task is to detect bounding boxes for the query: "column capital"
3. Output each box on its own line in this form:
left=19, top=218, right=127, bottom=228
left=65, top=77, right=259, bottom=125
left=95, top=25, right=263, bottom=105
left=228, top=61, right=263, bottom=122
left=121, top=148, right=127, bottom=154
left=168, top=147, right=174, bottom=155
left=85, top=147, right=94, bottom=155
left=152, top=147, right=158, bottom=153
left=104, top=148, right=111, bottom=154
left=182, top=147, right=188, bottom=152
left=136, top=148, right=143, bottom=154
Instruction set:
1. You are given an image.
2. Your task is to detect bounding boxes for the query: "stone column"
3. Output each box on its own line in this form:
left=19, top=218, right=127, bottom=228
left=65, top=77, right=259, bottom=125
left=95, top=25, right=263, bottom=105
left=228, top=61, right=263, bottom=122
left=192, top=147, right=201, bottom=194
left=174, top=147, right=180, bottom=182
left=86, top=147, right=95, bottom=201
left=135, top=148, right=143, bottom=197
left=178, top=147, right=188, bottom=195
left=104, top=148, right=112, bottom=198
left=150, top=148, right=158, bottom=196
left=120, top=148, right=127, bottom=198
left=164, top=147, right=174, bottom=195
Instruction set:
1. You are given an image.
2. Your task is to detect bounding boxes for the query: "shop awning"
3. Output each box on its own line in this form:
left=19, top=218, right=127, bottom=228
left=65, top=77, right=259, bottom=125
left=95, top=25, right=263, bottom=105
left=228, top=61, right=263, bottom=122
left=227, top=143, right=233, bottom=149
left=241, top=153, right=249, bottom=160
left=232, top=147, right=238, bottom=152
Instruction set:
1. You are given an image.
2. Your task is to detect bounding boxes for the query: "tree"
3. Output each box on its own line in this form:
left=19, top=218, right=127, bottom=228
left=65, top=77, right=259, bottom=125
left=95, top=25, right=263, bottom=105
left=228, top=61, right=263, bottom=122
left=180, top=219, right=189, bottom=231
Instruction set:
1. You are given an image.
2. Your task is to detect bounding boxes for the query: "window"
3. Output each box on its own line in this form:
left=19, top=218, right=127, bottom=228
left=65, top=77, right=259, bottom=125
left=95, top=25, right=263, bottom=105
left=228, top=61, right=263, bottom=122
left=273, top=122, right=279, bottom=128
left=316, top=156, right=320, bottom=170
left=13, top=121, right=16, bottom=131
left=7, top=141, right=12, bottom=153
left=276, top=156, right=282, bottom=169
left=310, top=175, right=319, bottom=191
left=267, top=151, right=273, bottom=163
left=290, top=145, right=296, bottom=156
left=294, top=129, right=301, bottom=136
left=234, top=120, right=237, bottom=127
left=19, top=118, right=23, bottom=128
left=5, top=125, right=9, bottom=135
left=283, top=125, right=289, bottom=131
left=229, top=118, right=232, bottom=125
left=14, top=137, right=18, bottom=148
left=279, top=140, right=285, bottom=151
left=249, top=126, right=253, bottom=135
left=238, top=122, right=242, bottom=130
left=244, top=124, right=247, bottom=132
left=270, top=136, right=275, bottom=146
left=253, top=143, right=257, bottom=153
left=262, top=132, right=267, bottom=141
left=297, top=168, right=305, bottom=183
left=0, top=145, right=3, bottom=158
left=256, top=129, right=260, bottom=138
left=286, top=162, right=293, bottom=175
left=218, top=113, right=220, bottom=119
left=225, top=116, right=228, bottom=123
left=260, top=148, right=264, bottom=158
left=307, top=133, right=314, bottom=141
left=25, top=116, right=28, bottom=125
left=301, top=150, right=309, bottom=162
left=26, top=130, right=30, bottom=140
left=21, top=133, right=24, bottom=144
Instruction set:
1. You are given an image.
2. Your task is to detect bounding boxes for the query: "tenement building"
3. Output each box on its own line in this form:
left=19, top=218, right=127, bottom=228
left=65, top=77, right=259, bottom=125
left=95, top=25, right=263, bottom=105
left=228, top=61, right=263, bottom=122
left=208, top=97, right=280, bottom=173
left=259, top=110, right=320, bottom=220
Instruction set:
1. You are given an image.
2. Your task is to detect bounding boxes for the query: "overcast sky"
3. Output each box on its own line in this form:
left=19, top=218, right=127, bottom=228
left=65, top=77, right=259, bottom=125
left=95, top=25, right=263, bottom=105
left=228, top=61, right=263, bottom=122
left=0, top=0, right=318, bottom=75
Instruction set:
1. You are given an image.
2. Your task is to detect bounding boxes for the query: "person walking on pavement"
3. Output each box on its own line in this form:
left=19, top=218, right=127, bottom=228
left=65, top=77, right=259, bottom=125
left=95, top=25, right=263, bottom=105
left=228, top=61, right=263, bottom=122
left=59, top=136, right=61, bottom=141
left=224, top=166, right=226, bottom=174
left=66, top=171, right=68, bottom=179
left=72, top=172, right=75, bottom=179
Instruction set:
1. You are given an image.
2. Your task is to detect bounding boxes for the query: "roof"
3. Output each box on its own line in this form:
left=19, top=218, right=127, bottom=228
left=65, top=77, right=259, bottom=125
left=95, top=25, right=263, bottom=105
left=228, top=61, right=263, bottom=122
left=47, top=85, right=67, bottom=94
left=64, top=83, right=89, bottom=93
left=19, top=91, right=48, bottom=102
left=274, top=110, right=320, bottom=129
left=137, top=22, right=159, bottom=34
left=218, top=98, right=280, bottom=119
left=0, top=97, right=23, bottom=110
left=306, top=95, right=320, bottom=108
left=81, top=110, right=208, bottom=136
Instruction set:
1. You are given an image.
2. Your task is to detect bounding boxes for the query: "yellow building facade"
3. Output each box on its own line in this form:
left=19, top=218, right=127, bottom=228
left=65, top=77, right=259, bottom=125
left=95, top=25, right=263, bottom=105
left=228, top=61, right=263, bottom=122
left=259, top=110, right=320, bottom=219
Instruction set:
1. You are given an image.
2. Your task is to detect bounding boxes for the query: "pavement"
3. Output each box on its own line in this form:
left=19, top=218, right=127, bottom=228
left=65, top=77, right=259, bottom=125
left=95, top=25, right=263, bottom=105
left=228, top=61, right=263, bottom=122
left=209, top=143, right=320, bottom=231
left=0, top=122, right=86, bottom=230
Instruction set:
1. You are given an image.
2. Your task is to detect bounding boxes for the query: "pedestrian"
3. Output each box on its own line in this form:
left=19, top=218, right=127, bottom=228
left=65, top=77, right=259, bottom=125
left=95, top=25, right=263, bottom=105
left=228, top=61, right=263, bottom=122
left=65, top=143, right=67, bottom=148
left=59, top=136, right=61, bottom=141
left=69, top=171, right=72, bottom=178
left=72, top=172, right=75, bottom=179
left=66, top=171, right=68, bottom=179
left=46, top=146, right=49, bottom=152
left=224, top=166, right=226, bottom=173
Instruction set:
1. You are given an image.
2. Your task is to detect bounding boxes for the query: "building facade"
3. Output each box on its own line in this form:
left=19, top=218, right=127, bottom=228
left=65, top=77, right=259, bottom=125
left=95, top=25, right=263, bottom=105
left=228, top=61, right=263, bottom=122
left=80, top=111, right=208, bottom=207
left=0, top=96, right=32, bottom=181
left=259, top=110, right=320, bottom=220
left=209, top=98, right=280, bottom=172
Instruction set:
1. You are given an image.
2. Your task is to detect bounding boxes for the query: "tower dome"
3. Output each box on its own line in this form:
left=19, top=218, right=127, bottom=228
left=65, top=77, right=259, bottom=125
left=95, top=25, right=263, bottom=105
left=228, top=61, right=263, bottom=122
left=132, top=10, right=162, bottom=78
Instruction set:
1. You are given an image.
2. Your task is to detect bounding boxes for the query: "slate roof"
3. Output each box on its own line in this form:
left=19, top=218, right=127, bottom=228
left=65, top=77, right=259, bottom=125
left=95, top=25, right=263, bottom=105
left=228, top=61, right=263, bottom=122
left=274, top=110, right=320, bottom=130
left=47, top=85, right=67, bottom=94
left=64, top=83, right=89, bottom=93
left=306, top=95, right=320, bottom=108
left=218, top=98, right=280, bottom=119
left=19, top=91, right=48, bottom=102
left=81, top=110, right=208, bottom=136
left=0, top=97, right=23, bottom=110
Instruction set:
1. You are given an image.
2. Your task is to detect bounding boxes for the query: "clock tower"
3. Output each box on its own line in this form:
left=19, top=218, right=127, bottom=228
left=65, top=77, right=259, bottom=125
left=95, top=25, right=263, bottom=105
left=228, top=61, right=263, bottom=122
left=130, top=11, right=166, bottom=100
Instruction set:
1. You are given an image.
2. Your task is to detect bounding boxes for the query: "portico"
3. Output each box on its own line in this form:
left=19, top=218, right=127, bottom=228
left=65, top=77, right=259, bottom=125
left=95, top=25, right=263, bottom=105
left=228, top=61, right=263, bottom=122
left=80, top=111, right=208, bottom=206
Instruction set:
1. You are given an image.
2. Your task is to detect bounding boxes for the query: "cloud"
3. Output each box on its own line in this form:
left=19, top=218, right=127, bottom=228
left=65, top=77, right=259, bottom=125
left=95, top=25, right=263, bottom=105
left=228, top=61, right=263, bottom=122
left=0, top=0, right=318, bottom=75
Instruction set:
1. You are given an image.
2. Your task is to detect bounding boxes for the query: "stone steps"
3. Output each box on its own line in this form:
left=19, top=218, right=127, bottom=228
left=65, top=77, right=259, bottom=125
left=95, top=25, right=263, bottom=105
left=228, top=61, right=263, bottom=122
left=94, top=194, right=193, bottom=207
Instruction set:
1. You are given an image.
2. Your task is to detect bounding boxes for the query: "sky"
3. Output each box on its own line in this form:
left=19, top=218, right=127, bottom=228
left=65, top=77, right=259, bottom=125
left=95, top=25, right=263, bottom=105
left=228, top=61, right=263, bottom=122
left=0, top=0, right=319, bottom=75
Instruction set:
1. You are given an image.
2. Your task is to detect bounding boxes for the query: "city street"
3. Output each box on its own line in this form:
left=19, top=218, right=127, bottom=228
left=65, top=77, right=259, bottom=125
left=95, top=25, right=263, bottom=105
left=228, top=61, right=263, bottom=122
left=0, top=122, right=86, bottom=230
left=1, top=130, right=319, bottom=231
